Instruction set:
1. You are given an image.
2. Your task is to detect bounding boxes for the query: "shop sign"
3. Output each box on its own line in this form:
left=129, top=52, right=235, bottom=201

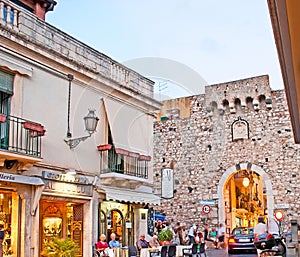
left=43, top=179, right=93, bottom=196
left=42, top=170, right=91, bottom=185
left=0, top=172, right=44, bottom=185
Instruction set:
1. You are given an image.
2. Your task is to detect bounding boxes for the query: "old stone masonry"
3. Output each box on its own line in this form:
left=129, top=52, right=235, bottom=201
left=152, top=74, right=300, bottom=230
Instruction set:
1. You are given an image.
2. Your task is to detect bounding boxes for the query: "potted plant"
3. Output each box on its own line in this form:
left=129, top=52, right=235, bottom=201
left=158, top=228, right=174, bottom=245
left=41, top=237, right=77, bottom=257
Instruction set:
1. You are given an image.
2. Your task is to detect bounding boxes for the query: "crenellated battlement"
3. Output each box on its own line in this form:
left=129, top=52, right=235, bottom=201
left=158, top=75, right=275, bottom=120
left=205, top=75, right=272, bottom=114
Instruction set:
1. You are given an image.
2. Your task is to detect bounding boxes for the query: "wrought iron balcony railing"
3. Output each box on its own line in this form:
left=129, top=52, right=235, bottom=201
left=0, top=114, right=45, bottom=158
left=99, top=146, right=149, bottom=179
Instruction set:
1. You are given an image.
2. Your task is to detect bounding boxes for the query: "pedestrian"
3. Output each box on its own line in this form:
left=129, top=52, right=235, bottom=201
left=188, top=224, right=198, bottom=244
left=253, top=216, right=268, bottom=236
left=154, top=220, right=164, bottom=235
left=203, top=223, right=215, bottom=247
left=216, top=223, right=226, bottom=249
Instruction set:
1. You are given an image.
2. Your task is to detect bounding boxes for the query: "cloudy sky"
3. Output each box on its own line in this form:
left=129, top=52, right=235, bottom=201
left=47, top=1, right=283, bottom=99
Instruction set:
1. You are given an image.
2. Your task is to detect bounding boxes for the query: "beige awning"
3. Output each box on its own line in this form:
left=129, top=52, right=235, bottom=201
left=103, top=186, right=160, bottom=205
left=103, top=98, right=153, bottom=156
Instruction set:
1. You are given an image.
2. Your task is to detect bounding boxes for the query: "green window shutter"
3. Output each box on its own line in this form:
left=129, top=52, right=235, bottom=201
left=0, top=70, right=13, bottom=94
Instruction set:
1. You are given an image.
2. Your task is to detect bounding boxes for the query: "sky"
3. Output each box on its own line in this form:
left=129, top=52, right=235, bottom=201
left=47, top=1, right=283, bottom=99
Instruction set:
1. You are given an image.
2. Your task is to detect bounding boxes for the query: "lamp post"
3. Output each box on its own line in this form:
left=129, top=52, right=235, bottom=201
left=64, top=109, right=99, bottom=149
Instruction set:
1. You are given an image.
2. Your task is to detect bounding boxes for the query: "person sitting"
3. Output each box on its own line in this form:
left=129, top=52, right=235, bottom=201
left=137, top=234, right=149, bottom=250
left=96, top=234, right=110, bottom=256
left=203, top=223, right=215, bottom=248
left=209, top=227, right=217, bottom=248
left=149, top=235, right=160, bottom=248
left=109, top=233, right=121, bottom=248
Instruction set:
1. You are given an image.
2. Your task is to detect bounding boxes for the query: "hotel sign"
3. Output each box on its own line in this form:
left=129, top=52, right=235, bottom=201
left=43, top=179, right=93, bottom=197
left=42, top=170, right=93, bottom=197
left=42, top=170, right=91, bottom=184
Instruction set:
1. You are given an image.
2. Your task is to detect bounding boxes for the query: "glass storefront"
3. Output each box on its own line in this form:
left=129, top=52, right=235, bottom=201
left=0, top=191, right=18, bottom=257
left=100, top=201, right=134, bottom=247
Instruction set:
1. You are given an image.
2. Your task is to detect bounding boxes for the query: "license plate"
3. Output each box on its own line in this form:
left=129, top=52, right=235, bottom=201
left=239, top=238, right=250, bottom=242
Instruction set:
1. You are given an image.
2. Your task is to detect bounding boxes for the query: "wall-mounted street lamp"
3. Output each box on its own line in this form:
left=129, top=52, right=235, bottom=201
left=64, top=109, right=99, bottom=149
left=64, top=74, right=99, bottom=149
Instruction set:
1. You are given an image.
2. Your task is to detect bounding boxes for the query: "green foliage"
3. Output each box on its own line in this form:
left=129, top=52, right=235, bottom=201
left=41, top=238, right=77, bottom=257
left=158, top=228, right=174, bottom=242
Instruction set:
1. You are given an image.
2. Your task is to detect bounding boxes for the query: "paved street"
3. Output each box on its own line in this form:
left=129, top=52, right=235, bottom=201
left=206, top=248, right=258, bottom=257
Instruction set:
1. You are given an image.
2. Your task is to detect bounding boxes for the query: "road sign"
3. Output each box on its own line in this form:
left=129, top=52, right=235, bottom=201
left=199, top=200, right=215, bottom=206
left=202, top=205, right=211, bottom=214
left=274, top=210, right=284, bottom=221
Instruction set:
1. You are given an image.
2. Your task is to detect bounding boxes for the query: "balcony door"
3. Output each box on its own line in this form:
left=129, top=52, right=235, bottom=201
left=0, top=69, right=13, bottom=150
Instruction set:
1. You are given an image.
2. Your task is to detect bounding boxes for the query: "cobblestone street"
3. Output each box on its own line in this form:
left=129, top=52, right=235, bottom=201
left=206, top=248, right=258, bottom=257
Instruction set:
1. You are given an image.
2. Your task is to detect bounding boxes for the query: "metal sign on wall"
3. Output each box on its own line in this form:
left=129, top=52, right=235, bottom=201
left=161, top=168, right=174, bottom=199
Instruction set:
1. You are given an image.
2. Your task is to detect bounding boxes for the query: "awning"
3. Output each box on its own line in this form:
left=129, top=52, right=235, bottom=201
left=0, top=172, right=44, bottom=185
left=103, top=186, right=160, bottom=205
left=0, top=172, right=44, bottom=216
left=103, top=98, right=153, bottom=156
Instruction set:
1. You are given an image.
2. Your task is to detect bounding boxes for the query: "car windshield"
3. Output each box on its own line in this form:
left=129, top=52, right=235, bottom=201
left=233, top=228, right=253, bottom=235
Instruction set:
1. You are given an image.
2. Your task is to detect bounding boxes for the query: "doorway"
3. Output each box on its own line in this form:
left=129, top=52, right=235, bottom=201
left=107, top=210, right=124, bottom=245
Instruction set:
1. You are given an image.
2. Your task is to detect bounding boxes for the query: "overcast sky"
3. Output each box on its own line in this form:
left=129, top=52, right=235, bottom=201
left=47, top=1, right=283, bottom=99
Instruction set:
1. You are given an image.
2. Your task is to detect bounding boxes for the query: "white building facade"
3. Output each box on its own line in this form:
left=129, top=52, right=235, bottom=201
left=0, top=1, right=161, bottom=256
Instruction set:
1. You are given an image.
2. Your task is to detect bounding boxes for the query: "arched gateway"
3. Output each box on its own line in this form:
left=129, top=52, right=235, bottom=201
left=217, top=162, right=274, bottom=231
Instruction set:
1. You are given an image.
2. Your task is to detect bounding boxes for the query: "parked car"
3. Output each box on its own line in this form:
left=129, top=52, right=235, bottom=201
left=228, top=227, right=256, bottom=254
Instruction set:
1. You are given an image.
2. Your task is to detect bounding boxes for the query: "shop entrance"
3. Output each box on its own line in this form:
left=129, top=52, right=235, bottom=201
left=223, top=169, right=267, bottom=231
left=40, top=200, right=84, bottom=257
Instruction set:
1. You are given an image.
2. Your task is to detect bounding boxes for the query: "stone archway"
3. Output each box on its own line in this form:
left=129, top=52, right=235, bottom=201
left=217, top=162, right=274, bottom=227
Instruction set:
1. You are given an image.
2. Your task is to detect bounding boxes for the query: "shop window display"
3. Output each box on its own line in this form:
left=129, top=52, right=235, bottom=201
left=0, top=192, right=16, bottom=256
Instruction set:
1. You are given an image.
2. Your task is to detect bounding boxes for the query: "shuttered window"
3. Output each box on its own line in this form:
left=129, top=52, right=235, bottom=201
left=0, top=69, right=13, bottom=95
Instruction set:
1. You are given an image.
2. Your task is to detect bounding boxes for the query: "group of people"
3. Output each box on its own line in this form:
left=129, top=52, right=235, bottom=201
left=187, top=222, right=226, bottom=249
left=152, top=219, right=226, bottom=249
left=96, top=233, right=121, bottom=256
left=96, top=219, right=228, bottom=256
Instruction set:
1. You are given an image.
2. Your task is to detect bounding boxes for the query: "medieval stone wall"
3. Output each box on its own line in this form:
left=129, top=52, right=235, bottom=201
left=152, top=75, right=300, bottom=227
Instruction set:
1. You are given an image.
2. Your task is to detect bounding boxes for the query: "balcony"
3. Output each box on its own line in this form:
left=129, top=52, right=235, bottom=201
left=98, top=145, right=150, bottom=189
left=0, top=114, right=45, bottom=171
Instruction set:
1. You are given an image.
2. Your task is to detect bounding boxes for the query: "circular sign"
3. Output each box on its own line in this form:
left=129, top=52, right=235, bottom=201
left=202, top=205, right=211, bottom=214
left=274, top=210, right=284, bottom=221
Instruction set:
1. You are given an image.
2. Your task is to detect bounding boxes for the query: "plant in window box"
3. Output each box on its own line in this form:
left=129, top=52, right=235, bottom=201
left=0, top=114, right=6, bottom=123
left=158, top=228, right=174, bottom=245
left=41, top=237, right=77, bottom=257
